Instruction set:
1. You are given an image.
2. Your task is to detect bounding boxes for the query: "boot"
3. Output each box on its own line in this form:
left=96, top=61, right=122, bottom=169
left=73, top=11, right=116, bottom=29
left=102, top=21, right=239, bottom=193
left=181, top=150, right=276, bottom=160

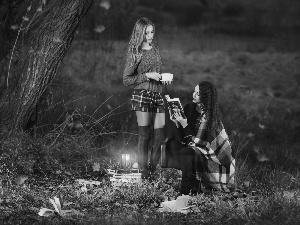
left=137, top=125, right=151, bottom=179
left=180, top=147, right=200, bottom=195
left=149, top=128, right=165, bottom=176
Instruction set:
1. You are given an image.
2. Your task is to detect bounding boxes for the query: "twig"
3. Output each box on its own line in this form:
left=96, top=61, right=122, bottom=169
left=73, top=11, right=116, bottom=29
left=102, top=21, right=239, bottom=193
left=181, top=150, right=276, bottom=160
left=6, top=13, right=27, bottom=89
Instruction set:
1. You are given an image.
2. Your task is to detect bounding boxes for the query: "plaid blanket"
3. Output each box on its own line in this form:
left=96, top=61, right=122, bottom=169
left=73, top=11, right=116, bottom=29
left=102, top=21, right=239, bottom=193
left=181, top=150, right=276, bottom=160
left=191, top=126, right=235, bottom=192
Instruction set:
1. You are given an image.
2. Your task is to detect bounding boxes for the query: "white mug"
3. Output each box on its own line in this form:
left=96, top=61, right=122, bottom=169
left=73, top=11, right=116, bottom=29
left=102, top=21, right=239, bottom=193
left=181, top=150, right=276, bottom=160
left=161, top=73, right=173, bottom=81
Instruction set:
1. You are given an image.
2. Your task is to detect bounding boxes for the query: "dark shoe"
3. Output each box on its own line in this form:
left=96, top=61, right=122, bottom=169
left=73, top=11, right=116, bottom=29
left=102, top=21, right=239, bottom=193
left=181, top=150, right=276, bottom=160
left=202, top=187, right=213, bottom=196
left=190, top=188, right=202, bottom=196
left=141, top=170, right=149, bottom=180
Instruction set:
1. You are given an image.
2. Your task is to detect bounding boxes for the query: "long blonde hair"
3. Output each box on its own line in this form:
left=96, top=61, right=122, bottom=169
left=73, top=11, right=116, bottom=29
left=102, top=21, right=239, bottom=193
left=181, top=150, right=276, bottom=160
left=126, top=17, right=155, bottom=66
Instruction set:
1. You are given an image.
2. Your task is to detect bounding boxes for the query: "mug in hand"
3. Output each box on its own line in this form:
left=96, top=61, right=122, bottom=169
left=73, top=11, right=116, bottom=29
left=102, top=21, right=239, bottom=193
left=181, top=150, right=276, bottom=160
left=161, top=73, right=173, bottom=81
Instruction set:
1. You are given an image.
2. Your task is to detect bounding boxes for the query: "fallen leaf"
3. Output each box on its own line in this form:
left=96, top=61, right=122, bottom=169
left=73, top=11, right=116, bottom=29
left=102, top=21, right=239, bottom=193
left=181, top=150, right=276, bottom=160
left=247, top=132, right=254, bottom=138
left=93, top=162, right=100, bottom=171
left=257, top=154, right=270, bottom=162
left=38, top=208, right=54, bottom=217
left=64, top=171, right=71, bottom=176
left=253, top=146, right=260, bottom=154
left=243, top=181, right=250, bottom=187
left=259, top=123, right=266, bottom=129
left=265, top=88, right=274, bottom=97
left=80, top=184, right=87, bottom=193
left=10, top=25, right=19, bottom=30
left=93, top=25, right=105, bottom=33
left=63, top=202, right=74, bottom=207
left=15, top=175, right=28, bottom=185
left=132, top=162, right=138, bottom=169
left=22, top=16, right=29, bottom=21
left=53, top=36, right=63, bottom=43
left=37, top=6, right=43, bottom=12
left=100, top=0, right=110, bottom=10
left=106, top=104, right=112, bottom=110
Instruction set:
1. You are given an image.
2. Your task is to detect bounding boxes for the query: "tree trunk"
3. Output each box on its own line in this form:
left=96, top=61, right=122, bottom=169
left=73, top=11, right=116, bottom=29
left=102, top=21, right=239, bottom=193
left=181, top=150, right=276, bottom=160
left=0, top=0, right=94, bottom=131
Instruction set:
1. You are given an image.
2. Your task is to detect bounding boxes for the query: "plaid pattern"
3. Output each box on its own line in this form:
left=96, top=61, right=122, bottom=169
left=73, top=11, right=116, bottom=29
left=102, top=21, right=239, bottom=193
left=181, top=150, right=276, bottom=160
left=192, top=126, right=235, bottom=192
left=131, top=89, right=165, bottom=113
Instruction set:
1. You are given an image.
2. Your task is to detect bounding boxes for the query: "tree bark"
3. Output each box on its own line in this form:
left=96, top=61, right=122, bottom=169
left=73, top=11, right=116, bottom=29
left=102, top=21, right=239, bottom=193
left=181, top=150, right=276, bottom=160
left=0, top=0, right=94, bottom=131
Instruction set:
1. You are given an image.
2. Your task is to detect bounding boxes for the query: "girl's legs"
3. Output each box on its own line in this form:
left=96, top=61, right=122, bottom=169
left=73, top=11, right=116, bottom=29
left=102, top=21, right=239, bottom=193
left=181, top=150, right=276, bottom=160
left=136, top=111, right=151, bottom=178
left=149, top=112, right=165, bottom=175
left=180, top=147, right=200, bottom=195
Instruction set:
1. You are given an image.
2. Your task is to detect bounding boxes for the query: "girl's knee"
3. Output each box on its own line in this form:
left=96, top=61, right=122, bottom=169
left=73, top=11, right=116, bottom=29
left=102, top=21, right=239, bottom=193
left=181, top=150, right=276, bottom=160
left=180, top=147, right=195, bottom=156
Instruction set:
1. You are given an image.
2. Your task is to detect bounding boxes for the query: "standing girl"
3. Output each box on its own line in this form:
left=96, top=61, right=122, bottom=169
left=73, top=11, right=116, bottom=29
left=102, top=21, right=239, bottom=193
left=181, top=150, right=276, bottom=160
left=123, top=17, right=170, bottom=179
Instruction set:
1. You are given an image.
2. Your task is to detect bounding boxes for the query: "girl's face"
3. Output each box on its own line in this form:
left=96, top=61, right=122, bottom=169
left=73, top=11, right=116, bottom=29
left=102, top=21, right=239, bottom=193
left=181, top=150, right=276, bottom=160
left=144, top=25, right=154, bottom=44
left=192, top=85, right=200, bottom=104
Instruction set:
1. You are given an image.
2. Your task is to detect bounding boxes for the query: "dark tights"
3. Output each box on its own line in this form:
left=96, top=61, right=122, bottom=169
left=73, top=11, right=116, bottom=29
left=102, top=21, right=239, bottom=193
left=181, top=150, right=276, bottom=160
left=180, top=147, right=200, bottom=195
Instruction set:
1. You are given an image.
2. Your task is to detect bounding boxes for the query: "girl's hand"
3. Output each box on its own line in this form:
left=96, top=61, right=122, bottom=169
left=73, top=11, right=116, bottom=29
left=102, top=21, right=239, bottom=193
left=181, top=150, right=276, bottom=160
left=162, top=81, right=172, bottom=85
left=146, top=72, right=161, bottom=81
left=170, top=117, right=180, bottom=127
left=173, top=110, right=188, bottom=127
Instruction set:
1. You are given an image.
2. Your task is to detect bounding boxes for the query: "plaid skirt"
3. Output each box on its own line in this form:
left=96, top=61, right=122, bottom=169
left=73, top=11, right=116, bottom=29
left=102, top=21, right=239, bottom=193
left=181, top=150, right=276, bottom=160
left=131, top=89, right=165, bottom=113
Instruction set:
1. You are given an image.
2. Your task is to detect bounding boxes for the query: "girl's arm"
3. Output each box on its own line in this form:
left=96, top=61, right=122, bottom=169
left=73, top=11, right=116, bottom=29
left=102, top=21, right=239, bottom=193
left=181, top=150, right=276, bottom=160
left=174, top=103, right=196, bottom=145
left=123, top=56, right=148, bottom=86
left=194, top=120, right=208, bottom=147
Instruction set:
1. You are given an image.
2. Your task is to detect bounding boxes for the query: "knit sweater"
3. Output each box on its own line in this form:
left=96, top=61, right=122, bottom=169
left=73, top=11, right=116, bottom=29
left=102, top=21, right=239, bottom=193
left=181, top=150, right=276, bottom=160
left=123, top=44, right=162, bottom=93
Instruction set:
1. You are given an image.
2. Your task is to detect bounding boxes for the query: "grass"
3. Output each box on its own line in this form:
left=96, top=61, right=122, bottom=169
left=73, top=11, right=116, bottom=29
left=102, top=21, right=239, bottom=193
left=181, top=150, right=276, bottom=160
left=0, top=92, right=300, bottom=224
left=1, top=18, right=300, bottom=224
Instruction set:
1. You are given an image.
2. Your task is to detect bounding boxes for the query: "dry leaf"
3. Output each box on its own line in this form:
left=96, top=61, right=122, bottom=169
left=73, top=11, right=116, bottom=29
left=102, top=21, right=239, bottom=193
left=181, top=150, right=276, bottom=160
left=100, top=0, right=110, bottom=10
left=259, top=123, right=266, bottom=129
left=253, top=146, right=260, bottom=154
left=106, top=104, right=112, bottom=110
left=257, top=154, right=270, bottom=162
left=132, top=162, right=138, bottom=169
left=93, top=25, right=105, bottom=33
left=80, top=184, right=87, bottom=193
left=63, top=202, right=74, bottom=207
left=53, top=36, right=63, bottom=43
left=38, top=208, right=55, bottom=217
left=265, top=88, right=274, bottom=97
left=92, top=162, right=100, bottom=172
left=37, top=6, right=43, bottom=12
left=22, top=16, right=29, bottom=21
left=10, top=25, right=19, bottom=30
left=15, top=175, right=28, bottom=185
left=247, top=132, right=254, bottom=138
left=243, top=181, right=250, bottom=187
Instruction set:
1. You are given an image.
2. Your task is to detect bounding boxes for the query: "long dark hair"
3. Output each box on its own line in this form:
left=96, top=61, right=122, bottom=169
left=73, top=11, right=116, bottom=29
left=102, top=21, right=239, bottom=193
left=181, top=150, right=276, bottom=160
left=198, top=81, right=222, bottom=132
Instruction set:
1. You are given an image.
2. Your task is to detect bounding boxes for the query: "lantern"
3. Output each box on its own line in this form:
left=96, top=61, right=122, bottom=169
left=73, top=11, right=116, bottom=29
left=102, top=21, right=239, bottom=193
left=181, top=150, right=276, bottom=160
left=121, top=153, right=131, bottom=169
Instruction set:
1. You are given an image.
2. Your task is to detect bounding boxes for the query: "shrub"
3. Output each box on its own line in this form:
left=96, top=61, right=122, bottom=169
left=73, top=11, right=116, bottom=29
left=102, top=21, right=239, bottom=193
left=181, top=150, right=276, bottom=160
left=0, top=132, right=47, bottom=179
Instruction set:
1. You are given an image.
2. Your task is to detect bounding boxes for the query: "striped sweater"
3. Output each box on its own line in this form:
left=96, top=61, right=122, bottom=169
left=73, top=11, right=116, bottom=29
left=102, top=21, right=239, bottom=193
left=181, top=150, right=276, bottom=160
left=123, top=44, right=163, bottom=93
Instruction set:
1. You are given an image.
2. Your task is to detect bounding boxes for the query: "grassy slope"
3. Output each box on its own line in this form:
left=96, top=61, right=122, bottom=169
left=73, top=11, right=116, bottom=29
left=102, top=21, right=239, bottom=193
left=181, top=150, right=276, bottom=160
left=59, top=26, right=300, bottom=114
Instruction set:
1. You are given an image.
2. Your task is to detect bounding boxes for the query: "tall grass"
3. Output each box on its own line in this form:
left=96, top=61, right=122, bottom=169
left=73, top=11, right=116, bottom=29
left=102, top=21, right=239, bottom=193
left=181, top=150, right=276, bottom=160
left=1, top=2, right=300, bottom=223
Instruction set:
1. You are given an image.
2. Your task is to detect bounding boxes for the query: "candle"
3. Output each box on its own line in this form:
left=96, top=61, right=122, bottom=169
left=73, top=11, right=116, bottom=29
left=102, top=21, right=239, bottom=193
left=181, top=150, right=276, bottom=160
left=121, top=153, right=130, bottom=168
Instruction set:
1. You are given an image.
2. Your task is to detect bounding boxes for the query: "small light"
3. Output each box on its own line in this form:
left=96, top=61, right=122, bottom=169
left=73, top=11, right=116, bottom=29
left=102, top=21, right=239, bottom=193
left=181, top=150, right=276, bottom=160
left=121, top=153, right=131, bottom=169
